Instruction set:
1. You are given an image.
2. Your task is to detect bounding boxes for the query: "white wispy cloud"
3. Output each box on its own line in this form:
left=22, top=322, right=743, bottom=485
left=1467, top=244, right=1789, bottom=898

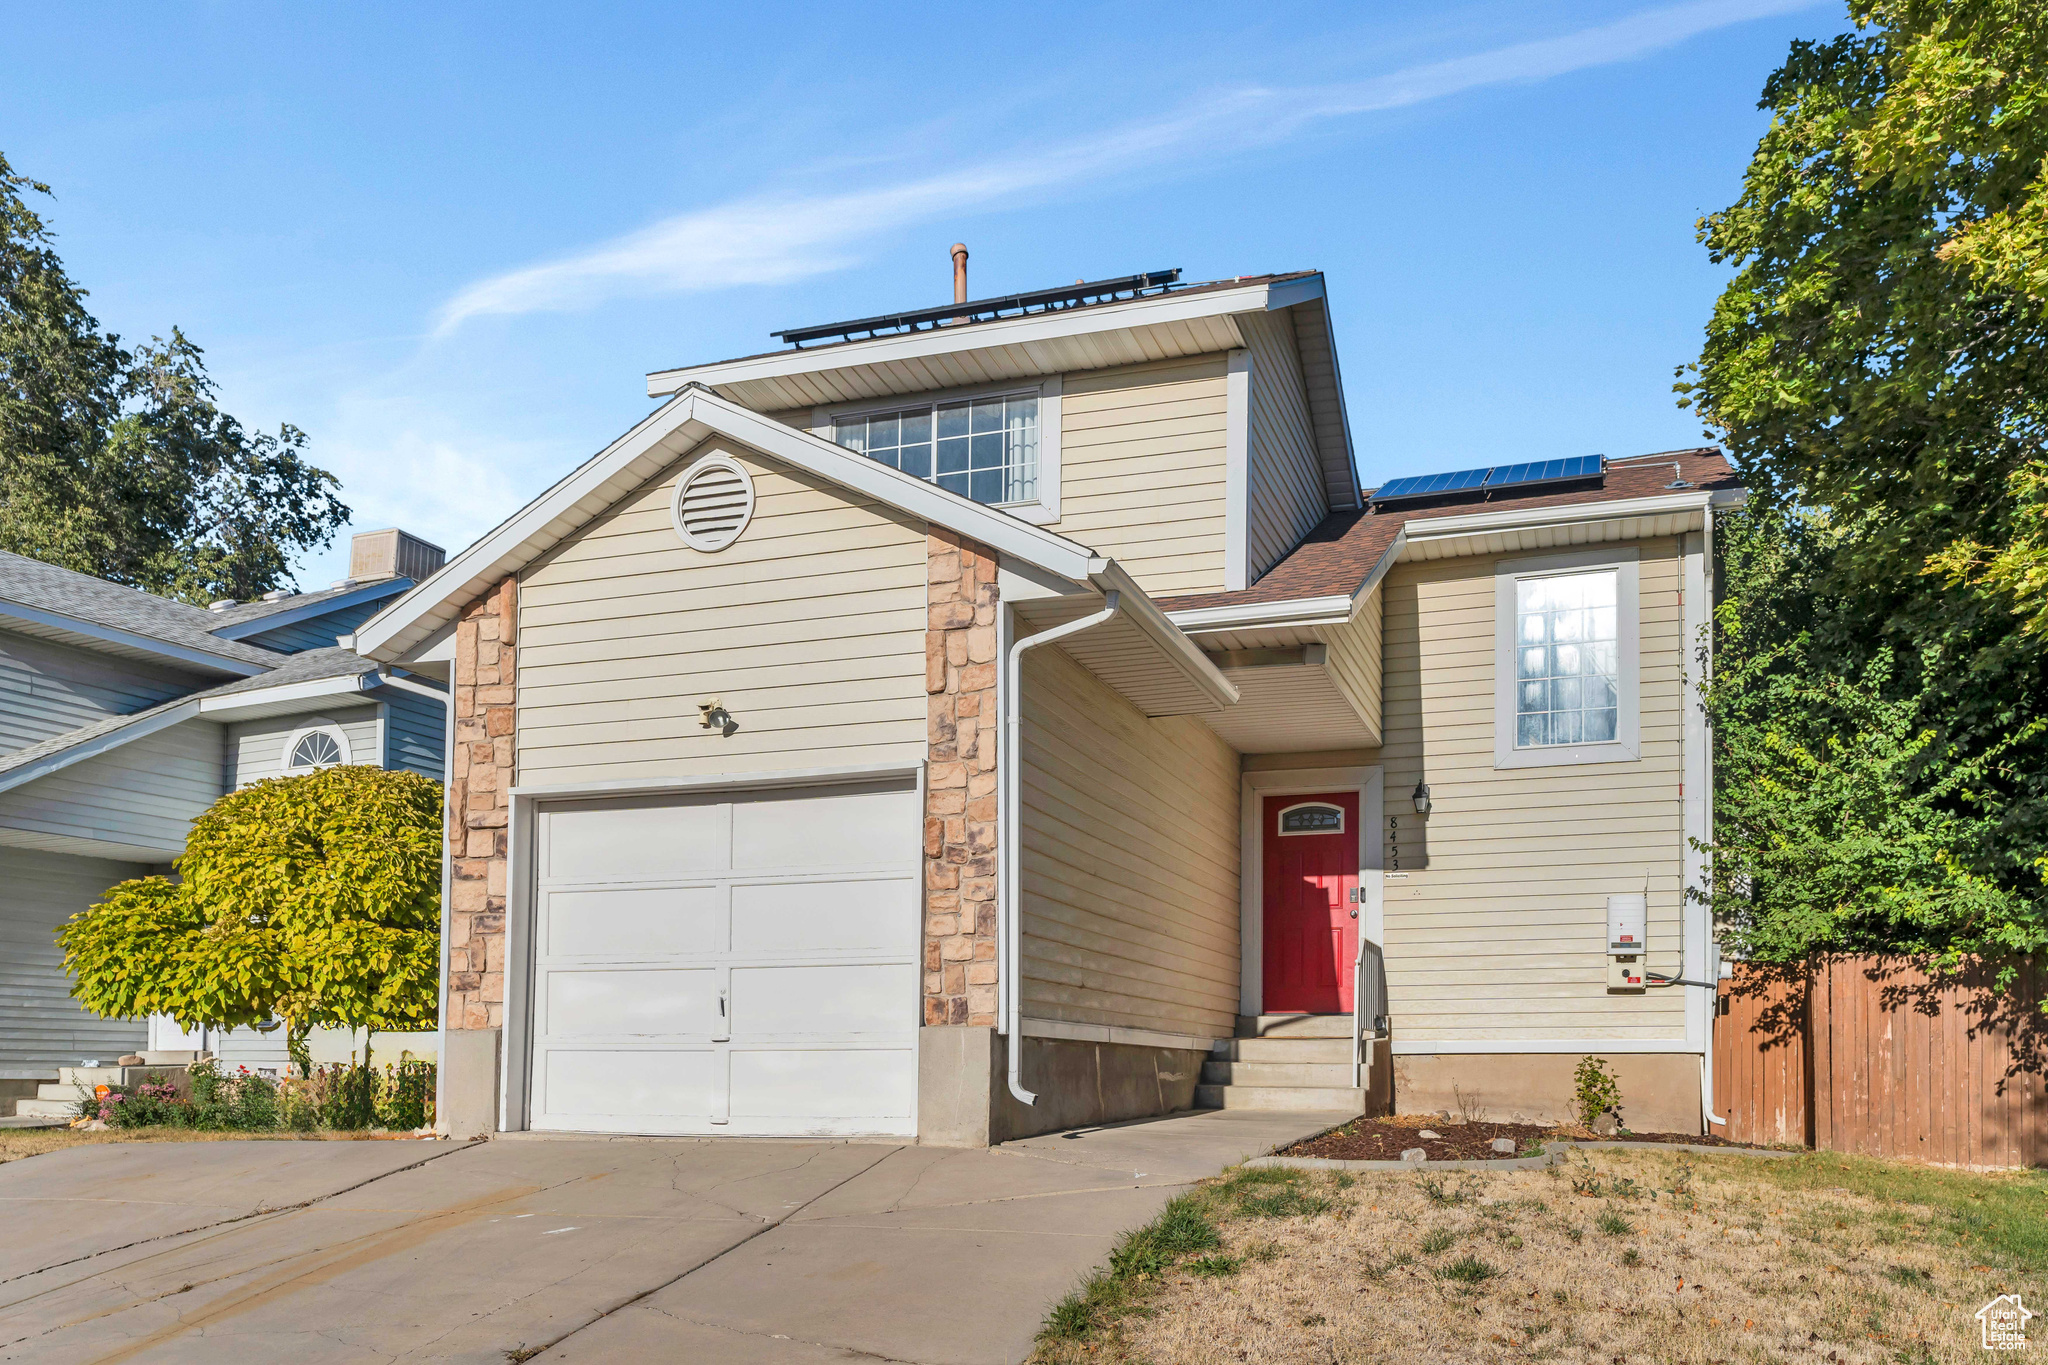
left=433, top=0, right=1816, bottom=334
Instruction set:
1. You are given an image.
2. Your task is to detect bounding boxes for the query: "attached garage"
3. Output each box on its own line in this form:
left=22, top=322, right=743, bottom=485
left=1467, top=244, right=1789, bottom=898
left=519, top=775, right=921, bottom=1137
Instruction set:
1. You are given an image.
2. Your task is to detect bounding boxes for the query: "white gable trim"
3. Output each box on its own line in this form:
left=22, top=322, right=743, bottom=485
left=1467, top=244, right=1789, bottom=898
left=352, top=386, right=1107, bottom=664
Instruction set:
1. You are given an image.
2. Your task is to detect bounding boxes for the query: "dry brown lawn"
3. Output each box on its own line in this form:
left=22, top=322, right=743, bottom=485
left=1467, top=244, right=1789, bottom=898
left=1034, top=1147, right=2048, bottom=1365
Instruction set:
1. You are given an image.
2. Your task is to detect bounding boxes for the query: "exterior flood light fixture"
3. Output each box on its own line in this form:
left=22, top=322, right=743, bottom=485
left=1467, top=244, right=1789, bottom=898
left=698, top=698, right=738, bottom=737
left=1411, top=781, right=1432, bottom=816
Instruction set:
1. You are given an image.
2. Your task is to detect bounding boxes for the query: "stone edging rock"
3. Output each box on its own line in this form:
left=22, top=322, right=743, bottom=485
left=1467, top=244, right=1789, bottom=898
left=1246, top=1139, right=1805, bottom=1174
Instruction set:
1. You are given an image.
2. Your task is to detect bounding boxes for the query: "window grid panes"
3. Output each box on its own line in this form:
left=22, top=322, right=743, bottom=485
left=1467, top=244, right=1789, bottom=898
left=1514, top=571, right=1619, bottom=748
left=833, top=394, right=1038, bottom=506
left=289, top=732, right=343, bottom=769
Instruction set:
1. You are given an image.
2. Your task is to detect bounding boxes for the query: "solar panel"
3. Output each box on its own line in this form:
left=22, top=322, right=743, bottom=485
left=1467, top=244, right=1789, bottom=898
left=1484, top=454, right=1602, bottom=492
left=1371, top=466, right=1491, bottom=503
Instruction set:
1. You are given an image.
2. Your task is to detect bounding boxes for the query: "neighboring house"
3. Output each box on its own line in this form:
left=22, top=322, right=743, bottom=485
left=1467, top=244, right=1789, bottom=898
left=353, top=267, right=1746, bottom=1145
left=0, top=529, right=450, bottom=1084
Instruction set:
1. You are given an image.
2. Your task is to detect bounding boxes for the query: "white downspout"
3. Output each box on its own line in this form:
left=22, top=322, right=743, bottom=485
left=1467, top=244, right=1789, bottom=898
left=1003, top=590, right=1123, bottom=1106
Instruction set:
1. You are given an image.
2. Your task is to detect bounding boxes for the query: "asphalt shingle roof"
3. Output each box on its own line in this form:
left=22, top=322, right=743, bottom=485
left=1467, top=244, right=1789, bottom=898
left=0, top=551, right=286, bottom=668
left=1157, top=448, right=1742, bottom=613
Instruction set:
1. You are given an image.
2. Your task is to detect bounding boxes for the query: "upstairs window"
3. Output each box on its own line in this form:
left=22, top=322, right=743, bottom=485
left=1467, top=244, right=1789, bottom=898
left=1514, top=571, right=1619, bottom=747
left=1493, top=550, right=1641, bottom=770
left=833, top=393, right=1038, bottom=506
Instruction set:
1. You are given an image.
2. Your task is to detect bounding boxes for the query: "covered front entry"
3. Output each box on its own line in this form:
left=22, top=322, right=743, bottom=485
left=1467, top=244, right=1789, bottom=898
left=525, top=777, right=920, bottom=1137
left=1260, top=791, right=1360, bottom=1013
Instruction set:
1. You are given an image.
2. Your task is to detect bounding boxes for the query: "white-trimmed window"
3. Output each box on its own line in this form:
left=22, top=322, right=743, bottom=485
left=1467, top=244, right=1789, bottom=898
left=282, top=719, right=352, bottom=774
left=1494, top=549, right=1639, bottom=769
left=815, top=379, right=1061, bottom=523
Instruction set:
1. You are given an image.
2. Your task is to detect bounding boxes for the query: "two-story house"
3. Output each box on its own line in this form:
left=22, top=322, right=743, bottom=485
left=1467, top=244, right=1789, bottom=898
left=0, top=529, right=450, bottom=1099
left=352, top=267, right=1745, bottom=1144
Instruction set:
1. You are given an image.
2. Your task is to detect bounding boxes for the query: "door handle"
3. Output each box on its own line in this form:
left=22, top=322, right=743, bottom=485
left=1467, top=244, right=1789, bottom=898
left=1349, top=908, right=1359, bottom=919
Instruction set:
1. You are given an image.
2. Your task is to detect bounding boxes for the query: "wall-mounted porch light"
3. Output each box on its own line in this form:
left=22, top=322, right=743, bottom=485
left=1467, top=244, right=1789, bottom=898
left=1411, top=781, right=1432, bottom=816
left=698, top=697, right=739, bottom=737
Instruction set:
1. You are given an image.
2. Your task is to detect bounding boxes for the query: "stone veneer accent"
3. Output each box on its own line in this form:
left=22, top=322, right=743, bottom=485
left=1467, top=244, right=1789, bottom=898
left=924, top=528, right=999, bottom=1027
left=446, top=576, right=517, bottom=1032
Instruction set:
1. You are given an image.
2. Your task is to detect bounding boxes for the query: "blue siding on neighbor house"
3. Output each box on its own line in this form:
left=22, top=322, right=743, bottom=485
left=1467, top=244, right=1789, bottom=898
left=0, top=630, right=207, bottom=757
left=380, top=687, right=445, bottom=779
left=236, top=597, right=394, bottom=654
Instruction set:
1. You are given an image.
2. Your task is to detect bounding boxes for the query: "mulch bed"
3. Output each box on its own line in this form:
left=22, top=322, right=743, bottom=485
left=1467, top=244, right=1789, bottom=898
left=1281, top=1116, right=1762, bottom=1162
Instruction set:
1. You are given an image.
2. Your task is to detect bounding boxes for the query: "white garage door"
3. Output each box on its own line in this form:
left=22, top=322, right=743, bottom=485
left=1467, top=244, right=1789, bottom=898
left=527, top=779, right=920, bottom=1137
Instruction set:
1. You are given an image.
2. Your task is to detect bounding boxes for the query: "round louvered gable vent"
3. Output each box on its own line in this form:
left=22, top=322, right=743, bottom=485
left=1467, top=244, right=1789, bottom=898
left=671, top=454, right=756, bottom=552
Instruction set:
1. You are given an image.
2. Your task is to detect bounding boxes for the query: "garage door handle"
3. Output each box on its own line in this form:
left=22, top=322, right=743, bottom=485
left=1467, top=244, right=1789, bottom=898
left=718, top=990, right=727, bottom=1017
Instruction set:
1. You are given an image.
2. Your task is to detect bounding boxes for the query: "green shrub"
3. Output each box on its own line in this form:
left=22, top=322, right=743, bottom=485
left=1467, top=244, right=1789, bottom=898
left=1572, top=1057, right=1622, bottom=1128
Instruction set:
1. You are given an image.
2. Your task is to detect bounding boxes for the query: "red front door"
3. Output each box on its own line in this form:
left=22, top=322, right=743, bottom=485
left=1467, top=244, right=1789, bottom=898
left=1261, top=791, right=1359, bottom=1013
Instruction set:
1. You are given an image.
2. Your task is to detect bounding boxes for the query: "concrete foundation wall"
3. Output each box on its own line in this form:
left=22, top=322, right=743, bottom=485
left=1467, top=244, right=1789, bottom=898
left=438, top=1027, right=501, bottom=1138
left=1393, top=1051, right=1702, bottom=1135
left=917, top=1025, right=1207, bottom=1147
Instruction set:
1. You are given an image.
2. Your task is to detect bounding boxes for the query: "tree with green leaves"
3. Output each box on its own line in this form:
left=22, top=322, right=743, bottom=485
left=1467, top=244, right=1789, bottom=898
left=0, top=150, right=349, bottom=605
left=1684, top=1, right=2048, bottom=971
left=60, top=766, right=442, bottom=1075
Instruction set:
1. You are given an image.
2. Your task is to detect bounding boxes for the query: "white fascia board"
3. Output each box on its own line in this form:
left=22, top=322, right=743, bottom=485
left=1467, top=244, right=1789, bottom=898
left=0, top=700, right=203, bottom=796
left=353, top=387, right=1102, bottom=663
left=0, top=599, right=268, bottom=677
left=1263, top=274, right=1326, bottom=311
left=196, top=671, right=380, bottom=720
left=644, top=280, right=1287, bottom=397
left=207, top=579, right=411, bottom=641
left=369, top=671, right=450, bottom=704
left=1168, top=526, right=1407, bottom=634
left=1402, top=491, right=1716, bottom=544
left=353, top=392, right=696, bottom=661
left=1088, top=561, right=1241, bottom=708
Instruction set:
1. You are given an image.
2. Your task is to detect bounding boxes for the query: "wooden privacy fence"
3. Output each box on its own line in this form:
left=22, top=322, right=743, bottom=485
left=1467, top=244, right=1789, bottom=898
left=1713, top=956, right=2047, bottom=1169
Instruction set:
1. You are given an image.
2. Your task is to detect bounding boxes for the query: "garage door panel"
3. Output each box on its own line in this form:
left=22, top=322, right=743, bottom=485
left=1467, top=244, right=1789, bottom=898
left=542, top=800, right=728, bottom=880
left=730, top=877, right=918, bottom=956
left=546, top=968, right=720, bottom=1037
left=728, top=1048, right=916, bottom=1121
left=543, top=885, right=722, bottom=958
left=541, top=1048, right=715, bottom=1120
left=530, top=780, right=917, bottom=1138
left=731, top=787, right=917, bottom=870
left=730, top=962, right=915, bottom=1036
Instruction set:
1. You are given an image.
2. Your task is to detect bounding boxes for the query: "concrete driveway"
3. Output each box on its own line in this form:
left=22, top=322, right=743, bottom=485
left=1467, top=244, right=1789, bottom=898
left=0, top=1108, right=1337, bottom=1364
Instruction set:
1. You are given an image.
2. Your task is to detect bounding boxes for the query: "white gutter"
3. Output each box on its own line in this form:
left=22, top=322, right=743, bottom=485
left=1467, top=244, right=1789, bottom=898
left=1167, top=528, right=1406, bottom=635
left=195, top=671, right=379, bottom=716
left=1002, top=590, right=1125, bottom=1107
left=0, top=699, right=202, bottom=796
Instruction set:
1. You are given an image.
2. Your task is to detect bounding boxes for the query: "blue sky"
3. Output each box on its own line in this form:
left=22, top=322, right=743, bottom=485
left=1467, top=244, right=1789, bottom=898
left=4, top=1, right=1846, bottom=589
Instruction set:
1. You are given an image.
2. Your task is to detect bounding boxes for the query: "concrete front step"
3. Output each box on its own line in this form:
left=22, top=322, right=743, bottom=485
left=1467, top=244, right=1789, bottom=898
left=1194, top=1083, right=1364, bottom=1112
left=1237, top=1013, right=1354, bottom=1039
left=1201, top=1060, right=1355, bottom=1088
left=57, top=1066, right=125, bottom=1089
left=0, top=1115, right=70, bottom=1129
left=1211, top=1035, right=1353, bottom=1064
left=14, top=1099, right=80, bottom=1119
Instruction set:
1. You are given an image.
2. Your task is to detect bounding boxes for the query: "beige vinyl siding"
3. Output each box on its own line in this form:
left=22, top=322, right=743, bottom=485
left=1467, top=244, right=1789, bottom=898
left=227, top=705, right=381, bottom=787
left=1289, top=297, right=1358, bottom=509
left=1020, top=646, right=1241, bottom=1039
left=1318, top=585, right=1383, bottom=742
left=517, top=437, right=929, bottom=788
left=1377, top=537, right=1687, bottom=1044
left=1239, top=311, right=1329, bottom=582
left=1057, top=355, right=1229, bottom=598
left=0, top=719, right=225, bottom=861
